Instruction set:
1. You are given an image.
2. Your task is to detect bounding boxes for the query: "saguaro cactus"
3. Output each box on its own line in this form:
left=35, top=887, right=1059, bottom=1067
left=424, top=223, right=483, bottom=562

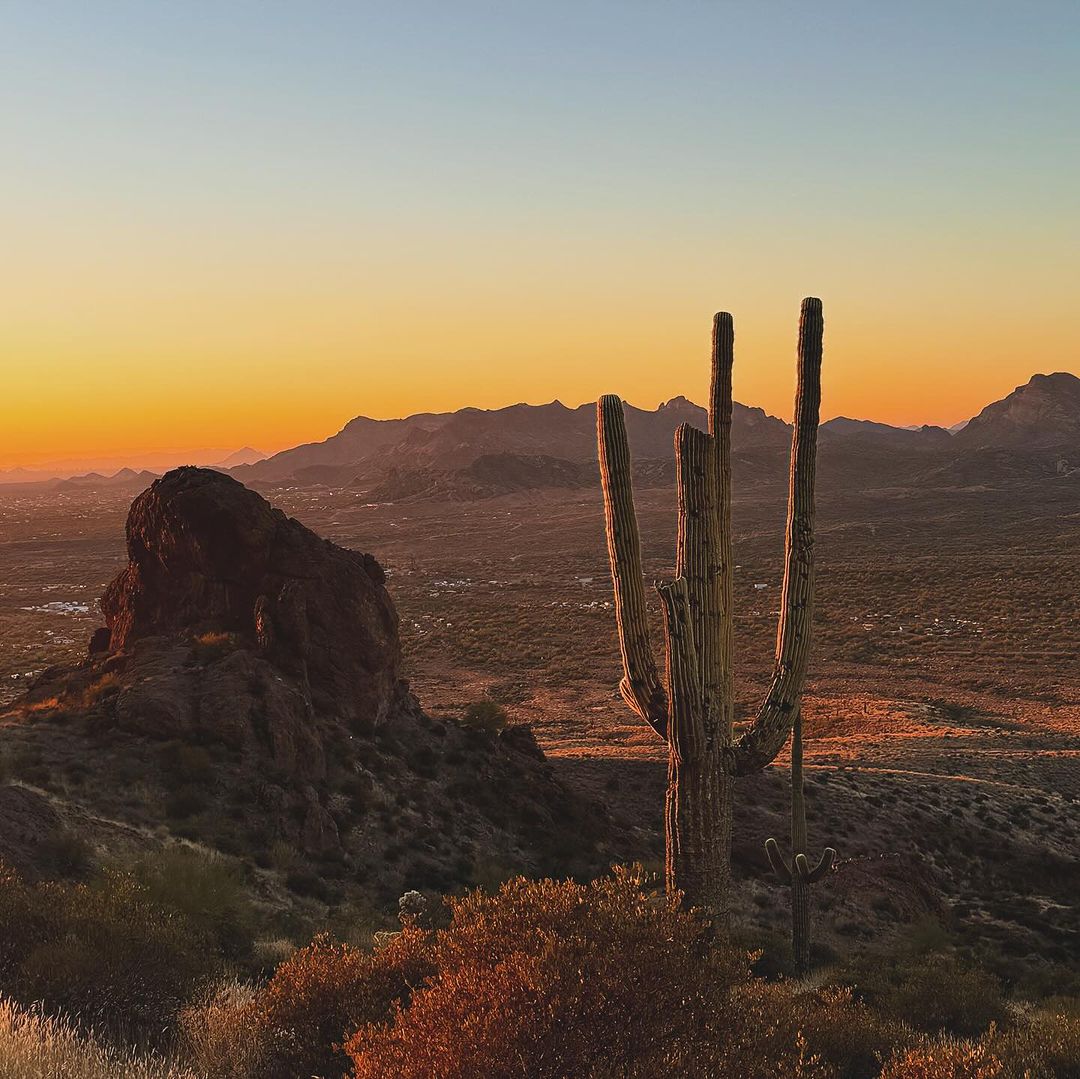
left=597, top=298, right=823, bottom=921
left=765, top=711, right=837, bottom=976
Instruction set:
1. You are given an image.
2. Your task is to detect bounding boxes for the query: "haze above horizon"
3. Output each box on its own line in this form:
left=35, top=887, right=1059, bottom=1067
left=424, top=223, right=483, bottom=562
left=3, top=2, right=1078, bottom=469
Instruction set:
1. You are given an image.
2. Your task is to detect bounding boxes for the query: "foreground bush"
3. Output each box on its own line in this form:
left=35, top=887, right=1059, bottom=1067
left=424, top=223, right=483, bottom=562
left=0, top=858, right=227, bottom=1041
left=0, top=997, right=193, bottom=1079
left=878, top=1005, right=1080, bottom=1078
left=177, top=868, right=1080, bottom=1078
left=346, top=869, right=838, bottom=1078
left=181, top=929, right=432, bottom=1078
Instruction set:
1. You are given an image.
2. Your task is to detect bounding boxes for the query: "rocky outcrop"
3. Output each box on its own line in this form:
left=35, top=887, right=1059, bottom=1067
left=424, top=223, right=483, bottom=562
left=2, top=468, right=609, bottom=898
left=100, top=467, right=403, bottom=729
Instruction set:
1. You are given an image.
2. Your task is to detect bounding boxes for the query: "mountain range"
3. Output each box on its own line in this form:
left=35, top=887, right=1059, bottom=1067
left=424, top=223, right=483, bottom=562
left=5, top=375, right=1078, bottom=499
left=0, top=447, right=266, bottom=490
left=227, top=372, right=1080, bottom=499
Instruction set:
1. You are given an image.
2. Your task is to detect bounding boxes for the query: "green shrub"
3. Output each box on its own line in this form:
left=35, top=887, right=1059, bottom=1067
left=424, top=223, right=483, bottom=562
left=851, top=952, right=1005, bottom=1037
left=165, top=786, right=208, bottom=820
left=37, top=829, right=93, bottom=879
left=132, top=847, right=254, bottom=962
left=0, top=862, right=218, bottom=1040
left=160, top=743, right=215, bottom=788
left=460, top=699, right=509, bottom=735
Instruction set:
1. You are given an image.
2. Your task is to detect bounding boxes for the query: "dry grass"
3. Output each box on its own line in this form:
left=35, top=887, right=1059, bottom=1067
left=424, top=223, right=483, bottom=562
left=80, top=673, right=119, bottom=709
left=0, top=997, right=193, bottom=1079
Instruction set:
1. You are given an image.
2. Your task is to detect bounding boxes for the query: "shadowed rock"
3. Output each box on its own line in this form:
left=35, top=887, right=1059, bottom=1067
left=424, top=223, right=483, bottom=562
left=3, top=467, right=610, bottom=890
left=100, top=466, right=403, bottom=729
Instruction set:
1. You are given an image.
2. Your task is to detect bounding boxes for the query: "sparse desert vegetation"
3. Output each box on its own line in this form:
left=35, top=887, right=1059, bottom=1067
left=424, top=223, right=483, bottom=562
left=0, top=866, right=1075, bottom=1077
left=0, top=444, right=1076, bottom=1074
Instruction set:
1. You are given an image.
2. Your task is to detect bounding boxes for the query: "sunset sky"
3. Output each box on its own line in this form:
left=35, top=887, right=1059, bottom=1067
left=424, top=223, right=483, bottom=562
left=3, top=2, right=1078, bottom=469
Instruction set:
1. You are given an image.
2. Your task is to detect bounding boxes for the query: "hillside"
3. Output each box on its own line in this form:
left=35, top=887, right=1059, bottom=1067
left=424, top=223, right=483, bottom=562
left=956, top=372, right=1080, bottom=451
left=0, top=469, right=611, bottom=911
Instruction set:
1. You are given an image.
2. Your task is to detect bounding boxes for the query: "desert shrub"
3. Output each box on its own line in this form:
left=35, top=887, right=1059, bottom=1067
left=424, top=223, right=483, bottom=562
left=880, top=1037, right=1004, bottom=1078
left=988, top=1007, right=1080, bottom=1077
left=164, top=786, right=208, bottom=820
left=879, top=1002, right=1080, bottom=1078
left=132, top=847, right=254, bottom=963
left=285, top=867, right=334, bottom=901
left=0, top=862, right=219, bottom=1041
left=345, top=869, right=831, bottom=1079
left=80, top=671, right=121, bottom=709
left=191, top=632, right=237, bottom=664
left=732, top=982, right=911, bottom=1079
left=865, top=953, right=1005, bottom=1037
left=37, top=828, right=93, bottom=879
left=460, top=699, right=508, bottom=735
left=840, top=933, right=1005, bottom=1038
left=0, top=997, right=195, bottom=1079
left=160, top=744, right=215, bottom=788
left=180, top=930, right=432, bottom=1079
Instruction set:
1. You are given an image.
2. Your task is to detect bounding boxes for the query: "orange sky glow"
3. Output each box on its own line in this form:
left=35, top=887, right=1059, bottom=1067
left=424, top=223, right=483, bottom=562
left=2, top=4, right=1077, bottom=471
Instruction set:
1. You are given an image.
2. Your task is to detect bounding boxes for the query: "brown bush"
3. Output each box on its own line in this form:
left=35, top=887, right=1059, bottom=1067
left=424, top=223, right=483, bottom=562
left=345, top=869, right=832, bottom=1079
left=181, top=929, right=431, bottom=1079
left=880, top=1037, right=1005, bottom=1079
left=880, top=1008, right=1080, bottom=1079
left=175, top=870, right=1075, bottom=1079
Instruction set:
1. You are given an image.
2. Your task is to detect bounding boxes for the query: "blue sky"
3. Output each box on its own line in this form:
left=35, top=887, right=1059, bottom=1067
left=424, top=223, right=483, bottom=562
left=2, top=2, right=1078, bottom=464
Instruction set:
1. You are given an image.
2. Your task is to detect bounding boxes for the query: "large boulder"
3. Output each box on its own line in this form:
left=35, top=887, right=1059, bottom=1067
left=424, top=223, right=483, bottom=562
left=100, top=466, right=403, bottom=729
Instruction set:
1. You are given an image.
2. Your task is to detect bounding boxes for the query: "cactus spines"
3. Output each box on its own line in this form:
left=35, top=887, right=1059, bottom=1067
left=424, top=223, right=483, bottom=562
left=597, top=298, right=824, bottom=921
left=765, top=710, right=837, bottom=976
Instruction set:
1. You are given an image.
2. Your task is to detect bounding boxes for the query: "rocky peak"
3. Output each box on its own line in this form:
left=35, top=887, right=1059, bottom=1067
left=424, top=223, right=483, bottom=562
left=956, top=371, right=1080, bottom=450
left=98, top=467, right=403, bottom=728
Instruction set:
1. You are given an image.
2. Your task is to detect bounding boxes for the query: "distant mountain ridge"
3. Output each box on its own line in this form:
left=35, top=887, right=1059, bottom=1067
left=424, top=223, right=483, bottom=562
left=0, top=447, right=267, bottom=487
left=5, top=374, right=1077, bottom=499
left=232, top=396, right=790, bottom=487
left=955, top=372, right=1080, bottom=450
left=229, top=372, right=1079, bottom=497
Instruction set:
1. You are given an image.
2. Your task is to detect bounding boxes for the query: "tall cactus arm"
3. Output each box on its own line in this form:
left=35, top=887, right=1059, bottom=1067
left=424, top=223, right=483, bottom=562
left=708, top=312, right=736, bottom=739
left=765, top=837, right=793, bottom=883
left=796, top=849, right=836, bottom=884
left=656, top=578, right=705, bottom=763
left=597, top=394, right=669, bottom=738
left=674, top=423, right=722, bottom=736
left=733, top=297, right=824, bottom=775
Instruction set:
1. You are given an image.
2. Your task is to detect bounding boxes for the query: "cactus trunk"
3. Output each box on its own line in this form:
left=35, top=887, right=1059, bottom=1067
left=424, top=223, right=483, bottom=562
left=666, top=750, right=733, bottom=919
left=598, top=299, right=824, bottom=923
left=790, top=710, right=811, bottom=976
left=766, top=709, right=837, bottom=975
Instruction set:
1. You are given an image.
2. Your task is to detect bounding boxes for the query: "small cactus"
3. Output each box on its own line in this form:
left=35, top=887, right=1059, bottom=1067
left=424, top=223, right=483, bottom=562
left=765, top=711, right=837, bottom=977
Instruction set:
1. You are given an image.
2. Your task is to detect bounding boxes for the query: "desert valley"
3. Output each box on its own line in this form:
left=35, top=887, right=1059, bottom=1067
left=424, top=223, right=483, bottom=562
left=1, top=370, right=1077, bottom=983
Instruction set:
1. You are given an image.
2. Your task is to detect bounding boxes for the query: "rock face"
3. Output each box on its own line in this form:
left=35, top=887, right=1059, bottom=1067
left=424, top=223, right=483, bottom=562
left=101, top=467, right=404, bottom=729
left=956, top=372, right=1080, bottom=451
